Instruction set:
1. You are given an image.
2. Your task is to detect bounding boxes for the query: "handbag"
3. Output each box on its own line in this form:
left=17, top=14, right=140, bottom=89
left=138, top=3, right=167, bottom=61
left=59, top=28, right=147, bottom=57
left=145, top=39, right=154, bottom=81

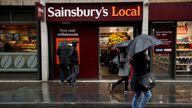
left=138, top=72, right=156, bottom=91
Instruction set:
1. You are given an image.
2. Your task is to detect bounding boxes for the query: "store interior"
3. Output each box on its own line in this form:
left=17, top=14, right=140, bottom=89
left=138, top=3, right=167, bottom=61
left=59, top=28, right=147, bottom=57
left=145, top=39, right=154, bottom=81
left=99, top=26, right=133, bottom=79
left=176, top=21, right=192, bottom=79
left=0, top=25, right=37, bottom=52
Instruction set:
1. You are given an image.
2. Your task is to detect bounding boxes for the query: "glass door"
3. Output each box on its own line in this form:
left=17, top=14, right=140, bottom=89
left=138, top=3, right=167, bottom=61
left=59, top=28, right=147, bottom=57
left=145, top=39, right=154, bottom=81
left=151, top=22, right=176, bottom=79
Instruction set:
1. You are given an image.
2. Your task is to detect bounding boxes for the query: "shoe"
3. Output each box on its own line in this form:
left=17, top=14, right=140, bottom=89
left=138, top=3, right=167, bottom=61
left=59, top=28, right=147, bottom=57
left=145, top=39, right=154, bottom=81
left=109, top=83, right=113, bottom=94
left=70, top=82, right=77, bottom=86
left=59, top=81, right=64, bottom=85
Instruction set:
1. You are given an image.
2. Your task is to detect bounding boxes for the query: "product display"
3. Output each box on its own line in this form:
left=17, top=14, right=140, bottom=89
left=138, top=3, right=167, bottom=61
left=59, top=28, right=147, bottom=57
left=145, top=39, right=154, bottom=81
left=153, top=54, right=169, bottom=71
left=108, top=32, right=128, bottom=47
left=0, top=25, right=37, bottom=52
left=176, top=21, right=192, bottom=76
left=176, top=42, right=192, bottom=72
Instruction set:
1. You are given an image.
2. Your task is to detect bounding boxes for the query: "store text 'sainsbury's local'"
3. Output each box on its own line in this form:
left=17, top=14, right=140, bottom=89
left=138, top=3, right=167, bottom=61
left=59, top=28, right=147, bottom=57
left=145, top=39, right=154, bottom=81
left=47, top=6, right=141, bottom=19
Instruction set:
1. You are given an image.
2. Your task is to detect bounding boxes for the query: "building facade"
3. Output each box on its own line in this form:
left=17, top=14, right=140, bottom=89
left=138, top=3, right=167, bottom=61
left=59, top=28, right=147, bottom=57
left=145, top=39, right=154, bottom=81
left=0, top=0, right=192, bottom=81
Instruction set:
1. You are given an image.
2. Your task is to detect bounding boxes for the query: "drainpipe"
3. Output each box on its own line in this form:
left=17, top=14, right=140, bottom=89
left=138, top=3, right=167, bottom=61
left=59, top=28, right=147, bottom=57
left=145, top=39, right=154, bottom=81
left=142, top=0, right=149, bottom=34
left=40, top=0, right=49, bottom=81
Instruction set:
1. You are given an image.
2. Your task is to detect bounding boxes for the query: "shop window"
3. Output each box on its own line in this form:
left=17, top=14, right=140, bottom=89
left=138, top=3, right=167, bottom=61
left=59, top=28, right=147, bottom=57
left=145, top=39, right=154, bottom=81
left=0, top=25, right=37, bottom=52
left=0, top=25, right=38, bottom=72
left=176, top=21, right=192, bottom=78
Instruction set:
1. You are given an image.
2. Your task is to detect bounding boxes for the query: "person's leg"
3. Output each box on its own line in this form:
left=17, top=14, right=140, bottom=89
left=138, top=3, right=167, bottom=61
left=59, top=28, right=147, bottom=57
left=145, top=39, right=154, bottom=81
left=66, top=65, right=72, bottom=84
left=72, top=65, right=79, bottom=83
left=132, top=90, right=142, bottom=108
left=122, top=76, right=128, bottom=91
left=60, top=64, right=65, bottom=82
left=112, top=77, right=124, bottom=89
left=138, top=90, right=152, bottom=108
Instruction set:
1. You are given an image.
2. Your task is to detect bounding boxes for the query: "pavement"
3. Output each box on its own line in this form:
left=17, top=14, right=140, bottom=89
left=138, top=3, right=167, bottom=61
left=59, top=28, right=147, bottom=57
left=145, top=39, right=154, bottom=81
left=0, top=80, right=192, bottom=108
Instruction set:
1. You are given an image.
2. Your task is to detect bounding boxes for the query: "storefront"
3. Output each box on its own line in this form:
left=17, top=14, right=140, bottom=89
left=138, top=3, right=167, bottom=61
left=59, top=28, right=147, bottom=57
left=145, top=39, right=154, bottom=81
left=46, top=3, right=143, bottom=80
left=149, top=2, right=192, bottom=80
left=0, top=6, right=40, bottom=80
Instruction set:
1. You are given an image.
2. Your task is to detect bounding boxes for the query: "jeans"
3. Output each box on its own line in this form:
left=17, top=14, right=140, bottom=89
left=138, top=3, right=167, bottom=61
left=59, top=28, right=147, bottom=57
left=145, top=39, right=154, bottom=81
left=67, top=65, right=79, bottom=84
left=60, top=64, right=70, bottom=82
left=132, top=90, right=152, bottom=108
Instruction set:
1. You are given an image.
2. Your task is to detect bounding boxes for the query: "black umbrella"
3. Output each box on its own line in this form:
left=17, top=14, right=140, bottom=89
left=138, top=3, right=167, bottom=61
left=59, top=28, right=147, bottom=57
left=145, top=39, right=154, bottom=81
left=127, top=34, right=163, bottom=56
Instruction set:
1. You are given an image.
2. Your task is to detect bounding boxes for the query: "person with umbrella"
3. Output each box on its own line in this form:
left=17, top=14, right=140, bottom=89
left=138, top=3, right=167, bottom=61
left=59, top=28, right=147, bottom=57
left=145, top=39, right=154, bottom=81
left=127, top=34, right=163, bottom=108
left=109, top=40, right=131, bottom=93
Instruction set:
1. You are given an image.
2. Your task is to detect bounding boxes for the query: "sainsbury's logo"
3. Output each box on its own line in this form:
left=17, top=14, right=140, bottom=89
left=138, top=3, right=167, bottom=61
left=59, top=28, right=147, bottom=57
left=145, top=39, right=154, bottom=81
left=47, top=5, right=141, bottom=19
left=48, top=6, right=108, bottom=19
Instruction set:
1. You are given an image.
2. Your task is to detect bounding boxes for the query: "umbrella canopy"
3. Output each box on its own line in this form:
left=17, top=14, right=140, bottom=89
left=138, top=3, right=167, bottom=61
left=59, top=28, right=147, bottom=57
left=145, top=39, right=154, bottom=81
left=127, top=34, right=163, bottom=56
left=112, top=40, right=131, bottom=48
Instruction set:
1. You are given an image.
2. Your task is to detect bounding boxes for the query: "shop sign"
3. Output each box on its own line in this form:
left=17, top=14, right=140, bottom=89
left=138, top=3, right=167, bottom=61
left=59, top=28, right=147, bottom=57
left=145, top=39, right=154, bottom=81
left=57, top=28, right=79, bottom=37
left=46, top=3, right=142, bottom=22
left=154, top=29, right=174, bottom=53
left=36, top=2, right=44, bottom=22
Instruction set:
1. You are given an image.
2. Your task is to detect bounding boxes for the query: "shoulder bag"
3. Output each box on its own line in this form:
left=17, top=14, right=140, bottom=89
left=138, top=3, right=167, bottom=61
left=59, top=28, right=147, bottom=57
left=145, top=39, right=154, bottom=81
left=139, top=72, right=156, bottom=91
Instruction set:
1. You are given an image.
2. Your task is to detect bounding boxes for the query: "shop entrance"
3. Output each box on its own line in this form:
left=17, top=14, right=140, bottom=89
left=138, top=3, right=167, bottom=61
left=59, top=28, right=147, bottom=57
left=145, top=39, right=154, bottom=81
left=150, top=22, right=176, bottom=79
left=99, top=26, right=134, bottom=79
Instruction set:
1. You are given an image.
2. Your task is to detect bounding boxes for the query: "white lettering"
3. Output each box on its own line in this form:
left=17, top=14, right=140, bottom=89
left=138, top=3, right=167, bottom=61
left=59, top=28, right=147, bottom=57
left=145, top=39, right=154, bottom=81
left=55, top=9, right=61, bottom=17
left=47, top=6, right=109, bottom=19
left=48, top=7, right=54, bottom=17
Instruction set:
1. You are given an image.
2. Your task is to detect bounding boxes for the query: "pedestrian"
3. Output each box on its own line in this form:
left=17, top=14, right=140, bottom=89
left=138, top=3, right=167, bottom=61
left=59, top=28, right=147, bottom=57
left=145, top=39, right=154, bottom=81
left=131, top=49, right=152, bottom=108
left=67, top=40, right=79, bottom=86
left=109, top=47, right=130, bottom=93
left=57, top=40, right=73, bottom=84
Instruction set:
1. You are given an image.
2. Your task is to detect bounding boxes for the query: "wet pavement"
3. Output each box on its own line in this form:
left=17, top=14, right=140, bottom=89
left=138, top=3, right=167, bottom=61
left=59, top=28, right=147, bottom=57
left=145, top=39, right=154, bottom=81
left=0, top=81, right=192, bottom=108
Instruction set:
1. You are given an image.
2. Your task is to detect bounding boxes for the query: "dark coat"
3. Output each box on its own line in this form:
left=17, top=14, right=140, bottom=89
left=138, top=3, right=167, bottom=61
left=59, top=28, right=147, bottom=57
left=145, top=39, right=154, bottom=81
left=57, top=42, right=73, bottom=65
left=71, top=47, right=79, bottom=65
left=131, top=50, right=149, bottom=92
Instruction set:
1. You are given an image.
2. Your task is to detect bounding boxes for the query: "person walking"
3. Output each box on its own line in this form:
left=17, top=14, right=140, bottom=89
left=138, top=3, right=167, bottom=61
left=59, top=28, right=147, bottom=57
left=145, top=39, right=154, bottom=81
left=57, top=40, right=73, bottom=84
left=131, top=49, right=152, bottom=108
left=67, top=40, right=79, bottom=86
left=109, top=47, right=130, bottom=93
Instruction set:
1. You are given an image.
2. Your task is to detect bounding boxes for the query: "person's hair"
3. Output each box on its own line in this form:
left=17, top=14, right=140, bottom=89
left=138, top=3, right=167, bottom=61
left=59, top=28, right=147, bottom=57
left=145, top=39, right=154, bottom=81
left=119, top=47, right=127, bottom=58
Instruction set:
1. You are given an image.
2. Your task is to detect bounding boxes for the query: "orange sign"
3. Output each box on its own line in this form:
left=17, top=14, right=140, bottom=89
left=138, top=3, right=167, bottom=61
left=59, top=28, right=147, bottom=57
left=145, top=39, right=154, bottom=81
left=56, top=38, right=80, bottom=65
left=112, top=6, right=141, bottom=17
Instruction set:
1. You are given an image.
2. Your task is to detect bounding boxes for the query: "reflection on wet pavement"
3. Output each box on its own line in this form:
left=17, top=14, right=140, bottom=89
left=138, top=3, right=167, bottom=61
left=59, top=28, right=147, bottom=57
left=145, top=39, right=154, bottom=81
left=0, top=82, right=191, bottom=104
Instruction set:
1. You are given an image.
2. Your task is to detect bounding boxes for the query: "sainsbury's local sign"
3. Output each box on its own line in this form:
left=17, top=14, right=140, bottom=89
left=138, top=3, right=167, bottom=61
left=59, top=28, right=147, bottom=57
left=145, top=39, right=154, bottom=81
left=46, top=3, right=142, bottom=21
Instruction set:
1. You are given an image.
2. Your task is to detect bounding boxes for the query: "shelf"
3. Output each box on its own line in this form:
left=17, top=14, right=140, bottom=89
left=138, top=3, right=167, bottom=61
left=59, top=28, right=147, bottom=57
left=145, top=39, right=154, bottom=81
left=176, top=75, right=192, bottom=77
left=177, top=42, right=192, bottom=44
left=176, top=70, right=191, bottom=72
left=155, top=60, right=169, bottom=65
left=176, top=56, right=192, bottom=58
left=176, top=64, right=192, bottom=65
left=176, top=49, right=192, bottom=51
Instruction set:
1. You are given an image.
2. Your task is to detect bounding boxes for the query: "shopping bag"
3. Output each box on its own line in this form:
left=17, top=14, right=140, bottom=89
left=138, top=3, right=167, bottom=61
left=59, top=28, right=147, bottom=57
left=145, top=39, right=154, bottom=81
left=139, top=72, right=156, bottom=91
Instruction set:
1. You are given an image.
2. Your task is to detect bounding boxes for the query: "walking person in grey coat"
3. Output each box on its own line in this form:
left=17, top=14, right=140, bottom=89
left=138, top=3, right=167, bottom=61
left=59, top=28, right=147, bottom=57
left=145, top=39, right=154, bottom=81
left=109, top=47, right=130, bottom=93
left=67, top=40, right=79, bottom=86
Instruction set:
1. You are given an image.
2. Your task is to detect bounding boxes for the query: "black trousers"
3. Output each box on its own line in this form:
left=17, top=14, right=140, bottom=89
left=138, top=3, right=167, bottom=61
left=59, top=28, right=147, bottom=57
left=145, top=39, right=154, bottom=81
left=112, top=76, right=128, bottom=91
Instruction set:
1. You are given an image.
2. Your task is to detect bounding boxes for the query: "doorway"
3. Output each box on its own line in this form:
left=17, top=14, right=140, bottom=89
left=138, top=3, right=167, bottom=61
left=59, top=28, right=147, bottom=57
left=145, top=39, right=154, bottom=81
left=150, top=22, right=176, bottom=79
left=99, top=26, right=134, bottom=79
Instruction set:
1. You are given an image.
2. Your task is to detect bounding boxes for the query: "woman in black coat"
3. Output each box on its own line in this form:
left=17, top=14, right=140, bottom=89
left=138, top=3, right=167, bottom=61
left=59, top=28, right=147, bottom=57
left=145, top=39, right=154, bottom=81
left=131, top=50, right=152, bottom=108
